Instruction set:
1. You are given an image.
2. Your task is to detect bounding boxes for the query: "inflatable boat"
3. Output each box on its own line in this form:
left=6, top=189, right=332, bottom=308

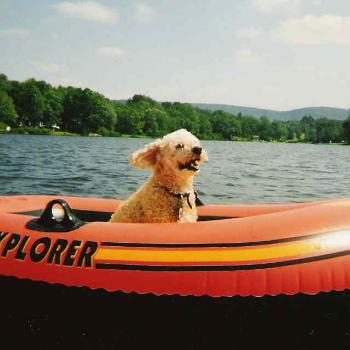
left=1, top=195, right=350, bottom=297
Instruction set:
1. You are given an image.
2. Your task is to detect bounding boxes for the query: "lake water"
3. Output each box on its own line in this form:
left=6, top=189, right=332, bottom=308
left=0, top=134, right=349, bottom=204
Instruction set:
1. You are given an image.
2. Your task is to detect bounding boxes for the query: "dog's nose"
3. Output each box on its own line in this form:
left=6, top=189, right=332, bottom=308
left=192, top=146, right=202, bottom=155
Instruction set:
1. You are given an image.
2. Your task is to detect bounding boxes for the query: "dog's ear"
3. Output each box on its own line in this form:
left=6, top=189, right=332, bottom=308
left=130, top=139, right=161, bottom=169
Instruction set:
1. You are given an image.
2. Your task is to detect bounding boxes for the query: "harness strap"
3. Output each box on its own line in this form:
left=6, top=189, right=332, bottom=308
left=171, top=192, right=192, bottom=209
left=165, top=189, right=203, bottom=209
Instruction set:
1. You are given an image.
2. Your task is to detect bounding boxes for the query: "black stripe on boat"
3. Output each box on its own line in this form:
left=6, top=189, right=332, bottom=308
left=100, top=230, right=337, bottom=248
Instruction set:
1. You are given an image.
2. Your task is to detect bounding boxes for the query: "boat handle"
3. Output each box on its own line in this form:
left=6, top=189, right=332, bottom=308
left=26, top=199, right=85, bottom=232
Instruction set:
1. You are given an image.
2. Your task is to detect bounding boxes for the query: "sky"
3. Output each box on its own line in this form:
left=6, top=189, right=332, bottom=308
left=0, top=0, right=349, bottom=110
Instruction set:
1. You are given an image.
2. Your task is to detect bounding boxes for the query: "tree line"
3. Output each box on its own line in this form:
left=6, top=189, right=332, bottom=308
left=1, top=73, right=350, bottom=143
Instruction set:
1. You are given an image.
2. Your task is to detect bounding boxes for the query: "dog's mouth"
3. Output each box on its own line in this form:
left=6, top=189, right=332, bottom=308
left=179, top=159, right=200, bottom=172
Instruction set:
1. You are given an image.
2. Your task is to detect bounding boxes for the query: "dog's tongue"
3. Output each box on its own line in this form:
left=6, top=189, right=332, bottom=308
left=179, top=159, right=199, bottom=171
left=189, top=159, right=199, bottom=170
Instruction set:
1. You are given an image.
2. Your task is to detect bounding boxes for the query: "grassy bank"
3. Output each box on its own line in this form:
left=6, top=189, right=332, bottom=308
left=7, top=127, right=78, bottom=136
left=1, top=126, right=348, bottom=145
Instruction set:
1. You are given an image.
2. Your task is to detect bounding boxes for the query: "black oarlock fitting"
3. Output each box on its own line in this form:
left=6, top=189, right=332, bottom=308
left=26, top=199, right=85, bottom=232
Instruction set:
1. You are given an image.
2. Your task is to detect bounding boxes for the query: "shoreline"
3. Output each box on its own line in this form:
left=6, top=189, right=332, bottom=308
left=0, top=130, right=347, bottom=145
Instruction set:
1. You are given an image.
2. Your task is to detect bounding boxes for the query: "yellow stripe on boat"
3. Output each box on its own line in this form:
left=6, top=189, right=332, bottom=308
left=95, top=230, right=350, bottom=263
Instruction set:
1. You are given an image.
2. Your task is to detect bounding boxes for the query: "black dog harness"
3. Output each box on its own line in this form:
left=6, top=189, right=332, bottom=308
left=165, top=189, right=204, bottom=209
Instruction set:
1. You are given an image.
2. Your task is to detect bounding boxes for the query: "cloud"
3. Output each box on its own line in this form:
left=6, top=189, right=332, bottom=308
left=132, top=3, right=156, bottom=23
left=96, top=46, right=125, bottom=59
left=253, top=0, right=301, bottom=12
left=53, top=1, right=118, bottom=23
left=0, top=28, right=30, bottom=39
left=30, top=60, right=66, bottom=74
left=272, top=15, right=350, bottom=45
left=236, top=27, right=261, bottom=40
left=234, top=49, right=264, bottom=64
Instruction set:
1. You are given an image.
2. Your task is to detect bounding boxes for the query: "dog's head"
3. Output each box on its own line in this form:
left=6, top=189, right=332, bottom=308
left=131, top=129, right=208, bottom=177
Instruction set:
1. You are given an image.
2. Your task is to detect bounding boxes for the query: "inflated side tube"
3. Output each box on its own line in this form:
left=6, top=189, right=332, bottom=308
left=1, top=195, right=350, bottom=297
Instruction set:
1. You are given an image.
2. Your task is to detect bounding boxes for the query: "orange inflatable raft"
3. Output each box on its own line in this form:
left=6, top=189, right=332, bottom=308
left=1, top=195, right=350, bottom=297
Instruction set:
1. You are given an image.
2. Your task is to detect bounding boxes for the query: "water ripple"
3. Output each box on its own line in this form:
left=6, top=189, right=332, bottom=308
left=1, top=135, right=349, bottom=204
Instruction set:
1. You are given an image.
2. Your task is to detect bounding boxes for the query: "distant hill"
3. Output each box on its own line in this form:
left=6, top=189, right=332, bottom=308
left=191, top=104, right=349, bottom=121
left=115, top=99, right=349, bottom=121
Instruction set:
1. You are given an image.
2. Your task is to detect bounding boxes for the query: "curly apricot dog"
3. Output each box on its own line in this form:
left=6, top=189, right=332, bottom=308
left=110, top=129, right=208, bottom=223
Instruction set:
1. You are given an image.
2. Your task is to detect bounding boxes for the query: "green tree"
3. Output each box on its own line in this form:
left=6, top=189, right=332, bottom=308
left=61, top=88, right=116, bottom=134
left=42, top=89, right=64, bottom=127
left=198, top=112, right=213, bottom=139
left=258, top=116, right=273, bottom=141
left=85, top=90, right=116, bottom=132
left=230, top=117, right=242, bottom=139
left=343, top=117, right=350, bottom=144
left=14, top=79, right=45, bottom=126
left=161, top=102, right=201, bottom=134
left=142, top=108, right=170, bottom=136
left=272, top=120, right=288, bottom=141
left=143, top=110, right=159, bottom=136
left=315, top=118, right=338, bottom=143
left=286, top=121, right=302, bottom=141
left=154, top=109, right=170, bottom=135
left=0, top=91, right=18, bottom=126
left=176, top=103, right=200, bottom=134
left=0, top=74, right=11, bottom=93
left=210, top=110, right=237, bottom=140
left=300, top=115, right=316, bottom=142
left=116, top=108, right=143, bottom=134
left=127, top=95, right=159, bottom=110
left=61, top=87, right=81, bottom=132
left=239, top=115, right=260, bottom=140
left=161, top=102, right=183, bottom=131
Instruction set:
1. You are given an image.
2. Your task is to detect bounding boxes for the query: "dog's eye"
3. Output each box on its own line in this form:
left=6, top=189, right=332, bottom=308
left=175, top=143, right=184, bottom=150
